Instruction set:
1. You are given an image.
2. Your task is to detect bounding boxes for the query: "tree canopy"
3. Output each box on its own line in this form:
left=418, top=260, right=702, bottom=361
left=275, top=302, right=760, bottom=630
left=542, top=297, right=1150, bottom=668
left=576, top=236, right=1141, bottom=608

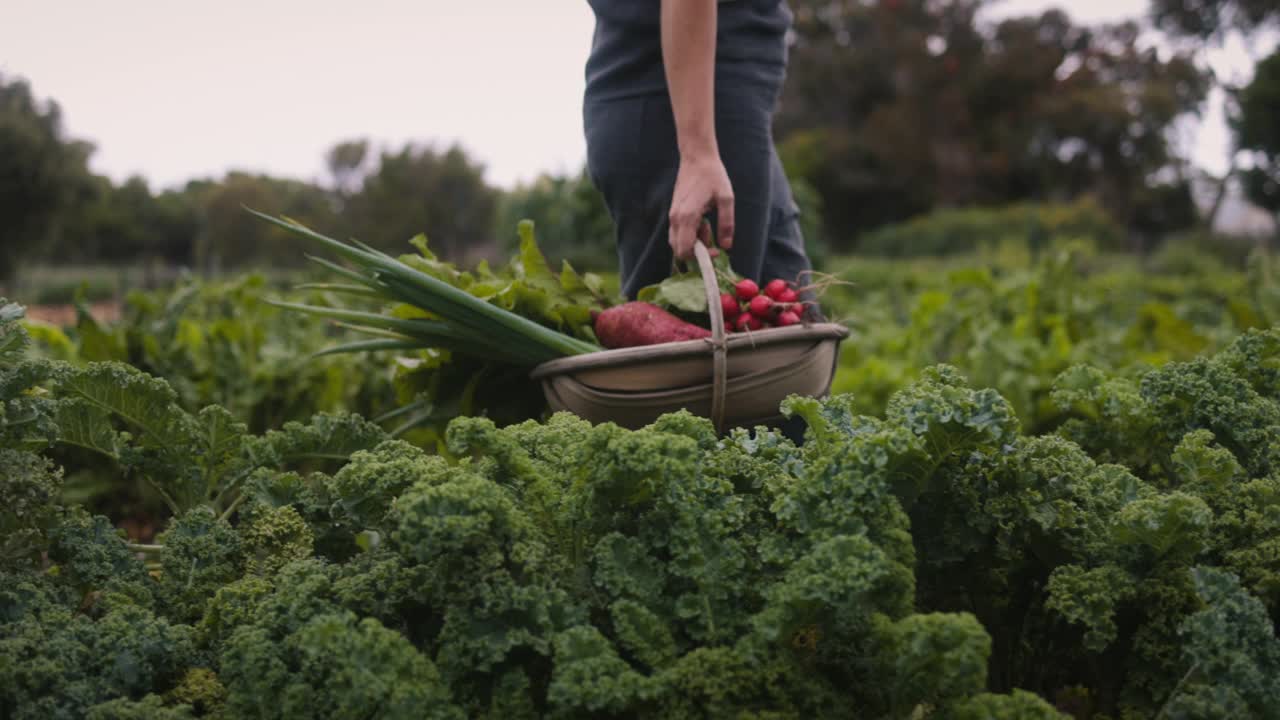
left=776, top=0, right=1211, bottom=250
left=1235, top=49, right=1280, bottom=222
left=1150, top=0, right=1278, bottom=43
left=0, top=73, right=95, bottom=282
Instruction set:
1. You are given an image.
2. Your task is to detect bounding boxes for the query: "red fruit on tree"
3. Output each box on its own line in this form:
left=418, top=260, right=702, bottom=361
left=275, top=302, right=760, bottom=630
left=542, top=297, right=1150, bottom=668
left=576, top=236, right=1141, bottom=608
left=734, top=279, right=759, bottom=301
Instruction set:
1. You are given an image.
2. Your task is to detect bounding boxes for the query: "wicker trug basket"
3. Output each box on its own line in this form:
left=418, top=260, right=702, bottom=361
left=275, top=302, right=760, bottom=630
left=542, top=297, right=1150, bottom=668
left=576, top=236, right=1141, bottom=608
left=530, top=243, right=849, bottom=434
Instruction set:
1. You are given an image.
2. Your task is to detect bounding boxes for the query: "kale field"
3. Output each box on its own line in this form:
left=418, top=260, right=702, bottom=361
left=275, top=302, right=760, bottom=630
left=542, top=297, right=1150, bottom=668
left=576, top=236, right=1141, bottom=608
left=3, top=234, right=1279, bottom=719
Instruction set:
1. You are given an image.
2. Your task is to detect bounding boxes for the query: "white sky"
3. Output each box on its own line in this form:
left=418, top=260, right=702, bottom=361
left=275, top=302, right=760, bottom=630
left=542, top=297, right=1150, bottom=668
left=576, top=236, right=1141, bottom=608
left=1, top=0, right=1274, bottom=192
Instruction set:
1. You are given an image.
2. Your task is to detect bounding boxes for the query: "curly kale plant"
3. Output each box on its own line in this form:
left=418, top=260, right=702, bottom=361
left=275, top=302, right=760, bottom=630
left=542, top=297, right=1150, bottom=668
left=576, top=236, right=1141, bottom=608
left=3, top=298, right=1278, bottom=719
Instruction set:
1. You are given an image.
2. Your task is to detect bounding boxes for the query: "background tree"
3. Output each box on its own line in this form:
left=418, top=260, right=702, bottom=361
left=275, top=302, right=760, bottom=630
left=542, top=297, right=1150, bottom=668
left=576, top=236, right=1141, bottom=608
left=343, top=142, right=499, bottom=262
left=777, top=0, right=988, bottom=241
left=190, top=172, right=336, bottom=273
left=0, top=73, right=95, bottom=283
left=1031, top=20, right=1209, bottom=249
left=1150, top=0, right=1278, bottom=43
left=777, top=0, right=1209, bottom=251
left=496, top=168, right=615, bottom=270
left=1235, top=49, right=1280, bottom=244
left=58, top=176, right=162, bottom=264
left=325, top=138, right=370, bottom=202
left=1148, top=0, right=1279, bottom=230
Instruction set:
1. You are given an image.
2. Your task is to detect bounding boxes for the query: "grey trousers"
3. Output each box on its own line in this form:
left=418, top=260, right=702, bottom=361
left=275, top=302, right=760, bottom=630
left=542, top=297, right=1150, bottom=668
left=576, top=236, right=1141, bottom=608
left=583, top=87, right=814, bottom=302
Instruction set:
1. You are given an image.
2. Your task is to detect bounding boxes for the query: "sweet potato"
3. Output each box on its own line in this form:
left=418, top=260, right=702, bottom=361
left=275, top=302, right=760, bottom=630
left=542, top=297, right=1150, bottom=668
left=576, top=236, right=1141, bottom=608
left=593, top=302, right=712, bottom=349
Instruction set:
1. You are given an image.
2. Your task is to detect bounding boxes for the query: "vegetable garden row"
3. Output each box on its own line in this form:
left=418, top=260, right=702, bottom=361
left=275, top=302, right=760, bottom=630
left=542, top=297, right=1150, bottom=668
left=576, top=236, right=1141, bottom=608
left=2, top=224, right=1278, bottom=718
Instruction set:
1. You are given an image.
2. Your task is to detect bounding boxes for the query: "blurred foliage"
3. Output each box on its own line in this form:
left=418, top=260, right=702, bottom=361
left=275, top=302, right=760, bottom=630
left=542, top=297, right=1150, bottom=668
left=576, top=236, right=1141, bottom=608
left=336, top=140, right=501, bottom=263
left=2, top=0, right=1275, bottom=288
left=23, top=274, right=398, bottom=434
left=777, top=0, right=1211, bottom=249
left=17, top=274, right=402, bottom=527
left=12, top=229, right=1275, bottom=542
left=1151, top=0, right=1278, bottom=42
left=496, top=167, right=616, bottom=271
left=791, top=174, right=830, bottom=269
left=27, top=272, right=122, bottom=306
left=855, top=197, right=1123, bottom=257
left=0, top=72, right=95, bottom=284
left=1149, top=228, right=1269, bottom=271
left=821, top=240, right=1278, bottom=435
left=1236, top=48, right=1280, bottom=232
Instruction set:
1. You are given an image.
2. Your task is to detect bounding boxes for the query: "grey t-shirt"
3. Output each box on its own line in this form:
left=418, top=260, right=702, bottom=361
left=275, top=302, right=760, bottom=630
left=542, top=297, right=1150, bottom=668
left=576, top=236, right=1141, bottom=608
left=583, top=0, right=793, bottom=102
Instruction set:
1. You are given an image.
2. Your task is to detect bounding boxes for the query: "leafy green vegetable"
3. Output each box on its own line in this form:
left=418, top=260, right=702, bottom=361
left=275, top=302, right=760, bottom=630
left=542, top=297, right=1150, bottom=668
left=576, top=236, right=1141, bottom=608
left=637, top=250, right=740, bottom=314
left=249, top=209, right=602, bottom=364
left=3, top=294, right=1280, bottom=719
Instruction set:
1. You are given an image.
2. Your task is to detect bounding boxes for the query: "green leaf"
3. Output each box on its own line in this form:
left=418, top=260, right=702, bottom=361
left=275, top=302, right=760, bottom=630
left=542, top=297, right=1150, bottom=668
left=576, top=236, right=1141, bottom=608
left=1164, top=567, right=1280, bottom=718
left=193, top=404, right=249, bottom=499
left=53, top=400, right=121, bottom=459
left=73, top=304, right=127, bottom=362
left=560, top=260, right=587, bottom=293
left=55, top=363, right=194, bottom=454
left=1110, top=492, right=1213, bottom=564
left=514, top=219, right=559, bottom=294
left=408, top=233, right=438, bottom=261
left=1045, top=563, right=1136, bottom=652
left=1171, top=429, right=1245, bottom=491
left=0, top=300, right=30, bottom=364
left=246, top=411, right=389, bottom=469
left=639, top=275, right=710, bottom=314
left=0, top=300, right=24, bottom=323
left=610, top=600, right=677, bottom=669
left=310, top=339, right=425, bottom=358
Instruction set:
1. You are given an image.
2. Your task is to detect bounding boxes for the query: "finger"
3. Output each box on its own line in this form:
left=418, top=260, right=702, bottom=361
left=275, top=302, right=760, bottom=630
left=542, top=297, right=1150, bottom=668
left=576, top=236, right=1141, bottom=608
left=668, top=211, right=693, bottom=260
left=717, top=192, right=735, bottom=250
left=697, top=218, right=721, bottom=258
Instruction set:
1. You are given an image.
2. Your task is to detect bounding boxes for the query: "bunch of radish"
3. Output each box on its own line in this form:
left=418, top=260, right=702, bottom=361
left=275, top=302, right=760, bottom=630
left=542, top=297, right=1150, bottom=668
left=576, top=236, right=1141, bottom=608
left=720, top=278, right=805, bottom=332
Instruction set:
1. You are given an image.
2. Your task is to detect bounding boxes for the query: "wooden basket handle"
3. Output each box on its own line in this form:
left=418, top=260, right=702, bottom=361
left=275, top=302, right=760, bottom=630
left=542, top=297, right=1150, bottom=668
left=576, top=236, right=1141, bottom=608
left=692, top=242, right=727, bottom=434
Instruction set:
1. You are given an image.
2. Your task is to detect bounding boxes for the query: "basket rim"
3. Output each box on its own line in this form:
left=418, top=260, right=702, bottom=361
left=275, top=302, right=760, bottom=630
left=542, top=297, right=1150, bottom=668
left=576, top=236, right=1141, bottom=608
left=530, top=321, right=849, bottom=380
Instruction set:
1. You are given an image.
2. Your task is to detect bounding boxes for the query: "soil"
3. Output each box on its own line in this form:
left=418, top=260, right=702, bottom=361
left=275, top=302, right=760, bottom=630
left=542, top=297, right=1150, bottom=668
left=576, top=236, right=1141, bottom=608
left=21, top=301, right=122, bottom=328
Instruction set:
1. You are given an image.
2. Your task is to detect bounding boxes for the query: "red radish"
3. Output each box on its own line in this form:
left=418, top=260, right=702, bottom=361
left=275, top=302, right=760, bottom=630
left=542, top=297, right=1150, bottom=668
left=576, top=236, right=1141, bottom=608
left=719, top=292, right=741, bottom=320
left=777, top=288, right=798, bottom=304
left=593, top=302, right=711, bottom=349
left=776, top=310, right=801, bottom=327
left=748, top=295, right=775, bottom=318
left=735, top=279, right=759, bottom=301
left=735, top=313, right=763, bottom=332
left=764, top=279, right=789, bottom=300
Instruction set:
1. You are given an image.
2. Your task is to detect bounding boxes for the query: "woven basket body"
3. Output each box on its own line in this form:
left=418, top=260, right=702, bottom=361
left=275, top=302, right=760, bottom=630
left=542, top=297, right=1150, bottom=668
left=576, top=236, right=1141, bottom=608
left=531, top=324, right=846, bottom=430
left=530, top=244, right=848, bottom=433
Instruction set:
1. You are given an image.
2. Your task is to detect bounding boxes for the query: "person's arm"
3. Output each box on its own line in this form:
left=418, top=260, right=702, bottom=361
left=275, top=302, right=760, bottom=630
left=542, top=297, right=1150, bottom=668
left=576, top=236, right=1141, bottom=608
left=662, top=0, right=735, bottom=261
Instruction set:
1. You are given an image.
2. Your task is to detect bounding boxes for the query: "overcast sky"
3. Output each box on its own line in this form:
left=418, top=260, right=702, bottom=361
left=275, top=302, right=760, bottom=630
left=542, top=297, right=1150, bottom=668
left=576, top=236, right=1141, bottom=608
left=2, top=0, right=1273, bottom=192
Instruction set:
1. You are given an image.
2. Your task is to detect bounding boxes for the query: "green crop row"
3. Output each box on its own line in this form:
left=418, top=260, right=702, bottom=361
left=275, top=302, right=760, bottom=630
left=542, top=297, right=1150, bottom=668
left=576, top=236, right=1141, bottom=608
left=3, top=293, right=1278, bottom=718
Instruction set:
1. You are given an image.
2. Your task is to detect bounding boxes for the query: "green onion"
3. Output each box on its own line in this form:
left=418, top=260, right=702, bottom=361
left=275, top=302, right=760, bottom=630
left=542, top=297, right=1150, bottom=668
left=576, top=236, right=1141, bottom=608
left=266, top=301, right=531, bottom=363
left=309, top=339, right=426, bottom=358
left=294, top=282, right=382, bottom=298
left=250, top=208, right=599, bottom=364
